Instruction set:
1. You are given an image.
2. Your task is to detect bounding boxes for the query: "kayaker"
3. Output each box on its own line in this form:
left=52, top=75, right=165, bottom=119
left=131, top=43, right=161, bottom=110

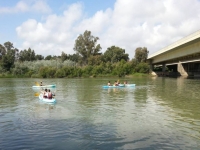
left=40, top=81, right=43, bottom=86
left=124, top=81, right=128, bottom=84
left=48, top=89, right=53, bottom=99
left=43, top=89, right=48, bottom=98
left=117, top=80, right=120, bottom=84
left=113, top=81, right=118, bottom=86
left=108, top=81, right=111, bottom=86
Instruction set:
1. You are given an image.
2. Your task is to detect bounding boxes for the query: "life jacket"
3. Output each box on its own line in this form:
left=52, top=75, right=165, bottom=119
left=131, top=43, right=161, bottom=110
left=48, top=92, right=52, bottom=99
left=43, top=92, right=47, bottom=98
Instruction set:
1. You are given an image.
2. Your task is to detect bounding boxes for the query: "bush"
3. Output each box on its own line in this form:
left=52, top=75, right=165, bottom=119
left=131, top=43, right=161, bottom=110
left=134, top=63, right=149, bottom=73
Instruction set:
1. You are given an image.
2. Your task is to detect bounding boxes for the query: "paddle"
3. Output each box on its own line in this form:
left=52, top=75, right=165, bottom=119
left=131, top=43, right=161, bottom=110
left=34, top=92, right=40, bottom=97
left=35, top=82, right=40, bottom=86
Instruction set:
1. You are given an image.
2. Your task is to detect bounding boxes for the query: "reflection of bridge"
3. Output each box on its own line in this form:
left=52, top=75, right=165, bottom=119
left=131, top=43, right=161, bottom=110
left=147, top=30, right=200, bottom=77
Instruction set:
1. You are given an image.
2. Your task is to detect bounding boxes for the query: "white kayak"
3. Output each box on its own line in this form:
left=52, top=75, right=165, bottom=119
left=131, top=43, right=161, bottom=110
left=39, top=94, right=56, bottom=103
left=32, top=84, right=56, bottom=89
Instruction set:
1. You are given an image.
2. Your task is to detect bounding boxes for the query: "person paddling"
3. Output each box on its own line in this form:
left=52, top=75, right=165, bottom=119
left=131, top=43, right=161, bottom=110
left=48, top=89, right=53, bottom=99
left=113, top=81, right=119, bottom=86
left=43, top=89, right=48, bottom=98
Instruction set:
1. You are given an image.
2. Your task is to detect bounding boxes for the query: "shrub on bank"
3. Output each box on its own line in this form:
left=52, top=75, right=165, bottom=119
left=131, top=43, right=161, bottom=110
left=0, top=60, right=149, bottom=78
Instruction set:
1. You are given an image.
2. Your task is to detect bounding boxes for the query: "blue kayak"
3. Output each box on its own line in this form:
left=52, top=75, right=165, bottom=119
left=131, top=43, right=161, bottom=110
left=39, top=94, right=56, bottom=103
left=119, top=84, right=136, bottom=87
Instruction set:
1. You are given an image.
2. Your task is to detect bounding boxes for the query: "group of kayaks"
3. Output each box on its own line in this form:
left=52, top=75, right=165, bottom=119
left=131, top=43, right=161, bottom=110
left=102, top=84, right=136, bottom=89
left=32, top=83, right=136, bottom=103
left=32, top=84, right=56, bottom=103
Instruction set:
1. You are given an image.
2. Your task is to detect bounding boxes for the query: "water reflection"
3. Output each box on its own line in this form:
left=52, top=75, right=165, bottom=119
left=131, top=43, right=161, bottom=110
left=148, top=77, right=200, bottom=141
left=0, top=78, right=200, bottom=149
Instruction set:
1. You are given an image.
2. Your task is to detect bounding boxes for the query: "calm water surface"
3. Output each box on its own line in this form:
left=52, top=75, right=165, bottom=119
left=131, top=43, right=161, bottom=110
left=0, top=77, right=200, bottom=149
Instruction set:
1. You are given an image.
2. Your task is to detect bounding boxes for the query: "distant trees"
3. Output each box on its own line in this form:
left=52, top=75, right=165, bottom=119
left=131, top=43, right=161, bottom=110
left=134, top=47, right=149, bottom=63
left=45, top=55, right=53, bottom=60
left=130, top=47, right=149, bottom=73
left=1, top=42, right=18, bottom=71
left=103, top=46, right=129, bottom=63
left=19, top=48, right=36, bottom=62
left=0, top=31, right=150, bottom=77
left=35, top=54, right=44, bottom=60
left=73, top=30, right=102, bottom=65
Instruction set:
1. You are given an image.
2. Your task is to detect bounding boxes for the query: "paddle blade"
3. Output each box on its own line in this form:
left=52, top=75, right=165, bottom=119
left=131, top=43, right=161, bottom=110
left=34, top=92, right=40, bottom=97
left=35, top=82, right=40, bottom=86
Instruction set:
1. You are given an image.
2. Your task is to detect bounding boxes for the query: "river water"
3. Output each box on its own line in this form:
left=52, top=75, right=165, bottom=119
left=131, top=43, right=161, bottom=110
left=0, top=77, right=200, bottom=149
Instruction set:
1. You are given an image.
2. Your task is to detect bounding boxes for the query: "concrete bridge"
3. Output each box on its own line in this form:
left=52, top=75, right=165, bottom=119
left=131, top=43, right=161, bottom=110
left=147, top=30, right=200, bottom=77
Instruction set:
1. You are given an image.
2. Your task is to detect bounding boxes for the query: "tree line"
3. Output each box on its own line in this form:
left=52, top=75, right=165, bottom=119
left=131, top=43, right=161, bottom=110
left=0, top=30, right=149, bottom=78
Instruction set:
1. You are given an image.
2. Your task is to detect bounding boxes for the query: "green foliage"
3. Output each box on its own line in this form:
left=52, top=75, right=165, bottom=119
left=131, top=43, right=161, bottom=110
left=35, top=54, right=44, bottom=60
left=135, top=47, right=149, bottom=63
left=1, top=42, right=18, bottom=71
left=82, top=65, right=93, bottom=76
left=74, top=30, right=102, bottom=65
left=103, top=46, right=129, bottom=63
left=19, top=48, right=36, bottom=62
left=88, top=55, right=103, bottom=66
left=92, top=65, right=104, bottom=75
left=112, top=60, right=130, bottom=77
left=61, top=51, right=68, bottom=62
left=47, top=67, right=57, bottom=78
left=0, top=37, right=151, bottom=78
left=63, top=60, right=76, bottom=67
left=11, top=64, right=29, bottom=76
left=45, top=55, right=53, bottom=60
left=39, top=67, right=49, bottom=78
left=68, top=53, right=80, bottom=63
left=55, top=68, right=65, bottom=78
left=134, top=62, right=150, bottom=73
left=0, top=44, right=6, bottom=59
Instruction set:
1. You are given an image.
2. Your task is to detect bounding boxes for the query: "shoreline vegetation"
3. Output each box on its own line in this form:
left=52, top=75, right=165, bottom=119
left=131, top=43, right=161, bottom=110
left=0, top=30, right=150, bottom=79
left=0, top=72, right=150, bottom=78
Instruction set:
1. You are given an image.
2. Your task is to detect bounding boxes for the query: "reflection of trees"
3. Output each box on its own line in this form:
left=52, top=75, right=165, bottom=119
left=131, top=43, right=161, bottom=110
left=72, top=78, right=101, bottom=108
left=134, top=87, right=148, bottom=106
left=149, top=77, right=200, bottom=120
left=0, top=79, right=18, bottom=109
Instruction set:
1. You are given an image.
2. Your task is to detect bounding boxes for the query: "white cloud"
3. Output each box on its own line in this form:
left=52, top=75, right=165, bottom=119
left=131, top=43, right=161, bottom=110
left=16, top=0, right=200, bottom=59
left=0, top=0, right=51, bottom=14
left=32, top=1, right=51, bottom=13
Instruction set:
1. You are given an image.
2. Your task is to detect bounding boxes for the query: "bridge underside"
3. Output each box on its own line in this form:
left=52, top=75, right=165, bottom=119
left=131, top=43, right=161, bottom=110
left=148, top=35, right=200, bottom=77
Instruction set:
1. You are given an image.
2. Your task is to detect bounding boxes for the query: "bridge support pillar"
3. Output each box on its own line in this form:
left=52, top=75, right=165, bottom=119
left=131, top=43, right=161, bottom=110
left=162, top=63, right=166, bottom=72
left=148, top=60, right=157, bottom=76
left=177, top=62, right=188, bottom=76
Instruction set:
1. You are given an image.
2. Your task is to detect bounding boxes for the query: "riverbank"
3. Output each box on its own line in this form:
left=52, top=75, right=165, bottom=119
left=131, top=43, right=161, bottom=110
left=0, top=73, right=151, bottom=78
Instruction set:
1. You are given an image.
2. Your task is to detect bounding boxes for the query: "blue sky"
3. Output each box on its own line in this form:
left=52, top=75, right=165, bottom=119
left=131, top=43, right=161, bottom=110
left=0, top=0, right=200, bottom=59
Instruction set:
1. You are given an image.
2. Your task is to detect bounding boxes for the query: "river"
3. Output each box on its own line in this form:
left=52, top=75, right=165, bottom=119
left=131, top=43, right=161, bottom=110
left=0, top=77, right=200, bottom=149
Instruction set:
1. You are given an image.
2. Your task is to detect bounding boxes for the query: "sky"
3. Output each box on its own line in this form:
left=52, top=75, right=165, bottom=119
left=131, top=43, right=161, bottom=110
left=0, top=0, right=200, bottom=59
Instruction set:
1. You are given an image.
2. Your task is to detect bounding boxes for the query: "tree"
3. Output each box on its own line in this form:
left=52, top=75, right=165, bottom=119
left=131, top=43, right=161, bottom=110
left=0, top=44, right=6, bottom=59
left=88, top=55, right=103, bottom=66
left=73, top=30, right=102, bottom=65
left=61, top=51, right=68, bottom=62
left=134, top=47, right=149, bottom=63
left=45, top=55, right=52, bottom=60
left=103, top=46, right=129, bottom=63
left=68, top=54, right=81, bottom=63
left=35, top=54, right=44, bottom=60
left=19, top=48, right=36, bottom=62
left=1, top=42, right=17, bottom=71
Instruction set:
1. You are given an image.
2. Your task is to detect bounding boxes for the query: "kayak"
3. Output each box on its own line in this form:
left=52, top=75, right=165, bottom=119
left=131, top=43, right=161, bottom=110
left=32, top=84, right=56, bottom=89
left=119, top=84, right=136, bottom=87
left=39, top=94, right=56, bottom=103
left=102, top=84, right=125, bottom=89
